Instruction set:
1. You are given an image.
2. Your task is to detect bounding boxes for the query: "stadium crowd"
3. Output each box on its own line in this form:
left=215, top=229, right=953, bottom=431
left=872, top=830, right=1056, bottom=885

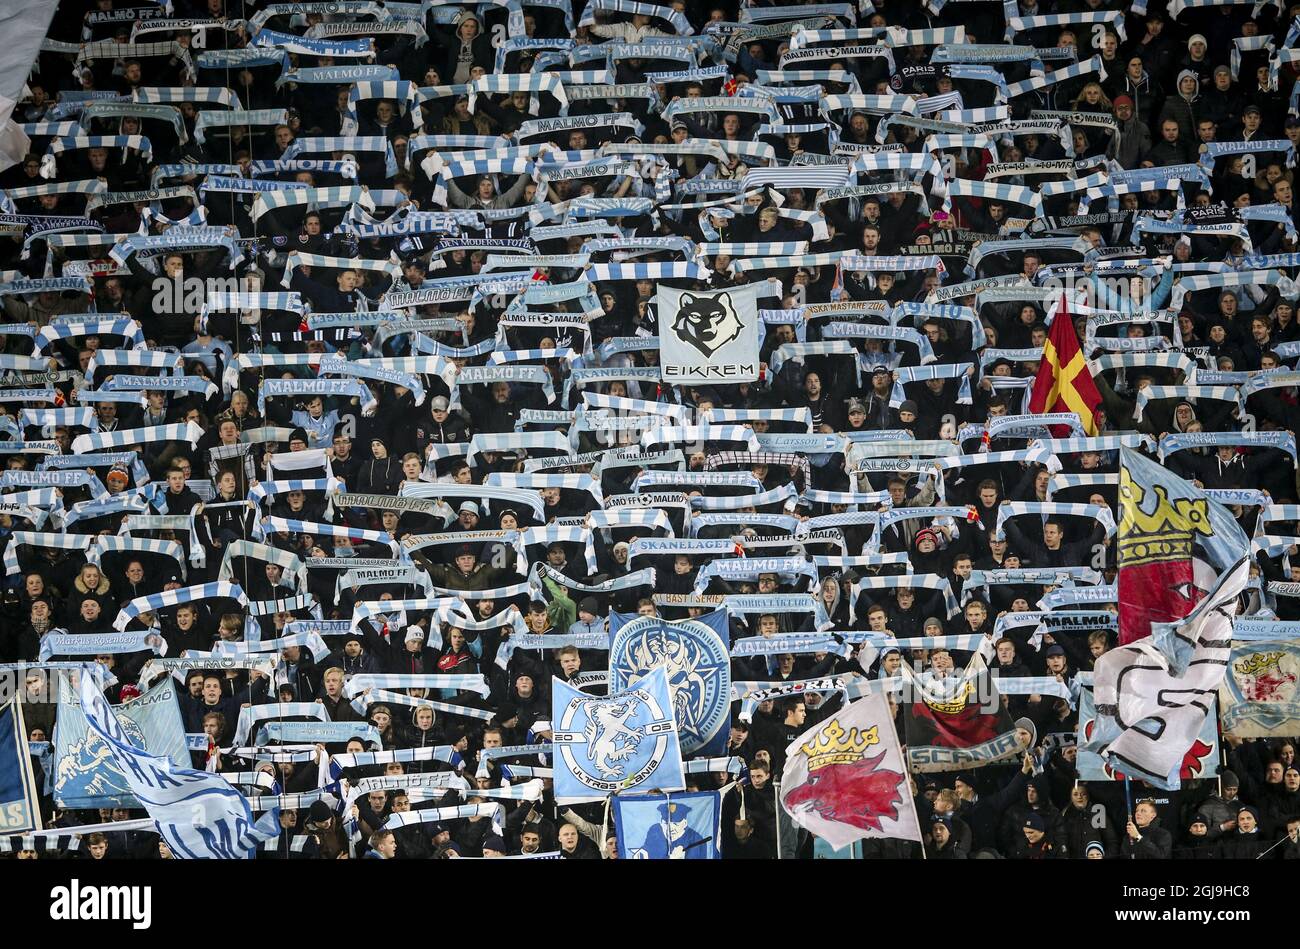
left=0, top=0, right=1299, bottom=860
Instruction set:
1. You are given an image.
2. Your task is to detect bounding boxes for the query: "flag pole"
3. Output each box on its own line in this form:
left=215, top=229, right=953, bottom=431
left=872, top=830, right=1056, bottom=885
left=599, top=794, right=611, bottom=857
left=1124, top=776, right=1135, bottom=860
left=878, top=685, right=926, bottom=859
left=1257, top=833, right=1294, bottom=860
left=773, top=780, right=782, bottom=860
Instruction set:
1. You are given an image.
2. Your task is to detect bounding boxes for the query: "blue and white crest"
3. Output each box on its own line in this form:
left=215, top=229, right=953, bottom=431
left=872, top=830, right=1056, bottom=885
left=53, top=674, right=190, bottom=808
left=1219, top=639, right=1300, bottom=737
left=551, top=666, right=685, bottom=802
left=75, top=667, right=282, bottom=859
left=609, top=609, right=731, bottom=758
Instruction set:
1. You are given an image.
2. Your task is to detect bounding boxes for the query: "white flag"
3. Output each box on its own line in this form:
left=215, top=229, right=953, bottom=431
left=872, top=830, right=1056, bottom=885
left=779, top=690, right=923, bottom=849
left=0, top=0, right=58, bottom=173
left=1084, top=557, right=1249, bottom=789
left=656, top=283, right=761, bottom=383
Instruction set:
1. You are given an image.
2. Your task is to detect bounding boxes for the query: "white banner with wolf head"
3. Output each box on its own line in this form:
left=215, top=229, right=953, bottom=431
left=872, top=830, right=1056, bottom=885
left=656, top=283, right=761, bottom=383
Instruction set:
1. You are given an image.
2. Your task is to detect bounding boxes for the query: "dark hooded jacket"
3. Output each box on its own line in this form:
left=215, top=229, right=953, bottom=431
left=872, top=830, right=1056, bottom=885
left=400, top=704, right=447, bottom=770
left=1257, top=779, right=1300, bottom=836
left=1172, top=826, right=1219, bottom=860
left=355, top=456, right=404, bottom=495
left=1158, top=69, right=1203, bottom=145
left=999, top=775, right=1061, bottom=855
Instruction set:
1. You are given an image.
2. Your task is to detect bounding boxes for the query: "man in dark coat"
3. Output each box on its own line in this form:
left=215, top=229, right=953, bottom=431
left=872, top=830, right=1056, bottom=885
left=1121, top=799, right=1173, bottom=859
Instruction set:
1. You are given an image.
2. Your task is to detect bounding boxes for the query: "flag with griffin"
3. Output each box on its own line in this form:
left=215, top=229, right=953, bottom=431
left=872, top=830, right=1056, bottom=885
left=899, top=654, right=1026, bottom=772
left=779, top=690, right=922, bottom=850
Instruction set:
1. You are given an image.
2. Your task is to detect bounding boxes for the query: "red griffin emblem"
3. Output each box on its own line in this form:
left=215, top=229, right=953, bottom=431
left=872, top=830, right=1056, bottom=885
left=1248, top=669, right=1298, bottom=702
left=911, top=679, right=1002, bottom=747
left=1116, top=464, right=1213, bottom=643
left=1239, top=652, right=1298, bottom=702
left=783, top=751, right=905, bottom=833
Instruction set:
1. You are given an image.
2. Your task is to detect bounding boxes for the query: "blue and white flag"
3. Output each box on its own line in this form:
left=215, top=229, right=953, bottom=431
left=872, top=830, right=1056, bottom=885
left=53, top=672, right=190, bottom=808
left=613, top=790, right=723, bottom=859
left=551, top=666, right=685, bottom=802
left=75, top=667, right=281, bottom=858
left=0, top=697, right=41, bottom=834
left=609, top=610, right=731, bottom=758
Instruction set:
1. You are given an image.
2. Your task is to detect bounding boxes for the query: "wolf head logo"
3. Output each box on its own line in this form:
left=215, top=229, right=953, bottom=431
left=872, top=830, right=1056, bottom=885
left=672, top=291, right=744, bottom=358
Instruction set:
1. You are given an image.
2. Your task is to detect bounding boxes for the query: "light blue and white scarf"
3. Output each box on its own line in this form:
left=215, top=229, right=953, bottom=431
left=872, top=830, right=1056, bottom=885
left=852, top=573, right=961, bottom=617
left=70, top=421, right=202, bottom=456
left=114, top=581, right=249, bottom=631
left=889, top=363, right=972, bottom=407
left=38, top=630, right=165, bottom=662
left=1159, top=430, right=1296, bottom=463
left=1038, top=585, right=1117, bottom=610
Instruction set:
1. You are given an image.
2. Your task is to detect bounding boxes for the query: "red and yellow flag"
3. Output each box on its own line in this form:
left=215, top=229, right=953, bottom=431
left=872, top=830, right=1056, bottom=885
left=1027, top=295, right=1101, bottom=435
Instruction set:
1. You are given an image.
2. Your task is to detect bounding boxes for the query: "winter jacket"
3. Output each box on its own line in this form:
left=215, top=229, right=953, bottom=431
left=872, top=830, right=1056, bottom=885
left=318, top=691, right=365, bottom=723
left=926, top=834, right=969, bottom=859
left=1214, top=829, right=1266, bottom=859
left=1119, top=816, right=1173, bottom=859
left=1115, top=114, right=1154, bottom=169
left=999, top=775, right=1062, bottom=855
left=1172, top=835, right=1219, bottom=859
left=1188, top=792, right=1242, bottom=842
left=1060, top=801, right=1119, bottom=859
left=1158, top=74, right=1202, bottom=146
left=1009, top=834, right=1062, bottom=859
left=355, top=457, right=404, bottom=495
left=424, top=562, right=513, bottom=593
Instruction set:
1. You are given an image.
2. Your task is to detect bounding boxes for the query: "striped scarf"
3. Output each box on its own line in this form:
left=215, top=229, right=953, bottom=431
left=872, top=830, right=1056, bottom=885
left=283, top=137, right=398, bottom=177
left=852, top=573, right=961, bottom=618
left=252, top=185, right=370, bottom=223
left=1038, top=585, right=1116, bottom=610
left=381, top=803, right=504, bottom=836
left=114, top=581, right=248, bottom=631
left=349, top=690, right=494, bottom=721
left=70, top=421, right=203, bottom=456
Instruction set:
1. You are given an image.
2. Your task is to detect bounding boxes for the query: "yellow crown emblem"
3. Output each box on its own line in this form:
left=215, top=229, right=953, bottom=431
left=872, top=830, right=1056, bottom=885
left=1234, top=651, right=1284, bottom=678
left=799, top=720, right=879, bottom=770
left=1118, top=468, right=1212, bottom=567
left=924, top=679, right=974, bottom=715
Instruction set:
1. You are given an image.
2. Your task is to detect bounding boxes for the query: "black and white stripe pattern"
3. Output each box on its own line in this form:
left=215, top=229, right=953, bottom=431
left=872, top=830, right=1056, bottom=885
left=742, top=165, right=852, bottom=192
